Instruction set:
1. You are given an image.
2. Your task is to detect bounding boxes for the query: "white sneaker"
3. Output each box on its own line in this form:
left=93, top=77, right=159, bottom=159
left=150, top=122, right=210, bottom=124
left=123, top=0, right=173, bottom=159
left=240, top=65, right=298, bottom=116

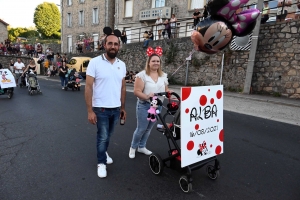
left=129, top=147, right=136, bottom=159
left=106, top=152, right=113, bottom=164
left=137, top=147, right=152, bottom=155
left=97, top=164, right=107, bottom=178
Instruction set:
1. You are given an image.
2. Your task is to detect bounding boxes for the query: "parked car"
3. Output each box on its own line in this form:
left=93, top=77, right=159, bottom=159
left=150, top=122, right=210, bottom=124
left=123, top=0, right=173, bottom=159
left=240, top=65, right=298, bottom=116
left=66, top=57, right=92, bottom=78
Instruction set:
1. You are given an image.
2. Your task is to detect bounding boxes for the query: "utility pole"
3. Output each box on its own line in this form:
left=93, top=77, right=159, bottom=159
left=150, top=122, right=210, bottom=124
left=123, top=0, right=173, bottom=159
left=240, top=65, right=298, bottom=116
left=243, top=0, right=264, bottom=94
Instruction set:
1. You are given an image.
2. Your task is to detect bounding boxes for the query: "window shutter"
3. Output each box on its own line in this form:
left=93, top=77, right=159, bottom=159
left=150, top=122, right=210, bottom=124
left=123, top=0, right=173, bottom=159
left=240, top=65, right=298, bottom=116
left=125, top=0, right=133, bottom=17
left=191, top=0, right=204, bottom=9
left=83, top=11, right=85, bottom=25
left=96, top=9, right=99, bottom=23
left=152, top=0, right=155, bottom=8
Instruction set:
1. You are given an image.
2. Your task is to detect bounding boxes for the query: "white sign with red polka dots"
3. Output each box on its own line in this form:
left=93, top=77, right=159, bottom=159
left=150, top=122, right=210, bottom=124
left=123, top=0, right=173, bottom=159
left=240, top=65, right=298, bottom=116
left=180, top=85, right=224, bottom=167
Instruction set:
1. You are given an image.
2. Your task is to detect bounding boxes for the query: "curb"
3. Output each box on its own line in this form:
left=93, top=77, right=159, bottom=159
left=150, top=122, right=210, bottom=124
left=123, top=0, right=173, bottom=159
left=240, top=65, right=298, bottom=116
left=224, top=93, right=300, bottom=108
left=126, top=83, right=300, bottom=108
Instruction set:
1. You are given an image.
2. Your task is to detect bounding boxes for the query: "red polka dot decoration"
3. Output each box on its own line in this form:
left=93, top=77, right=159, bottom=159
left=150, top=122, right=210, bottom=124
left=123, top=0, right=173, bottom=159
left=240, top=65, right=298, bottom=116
left=185, top=108, right=189, bottom=113
left=200, top=95, right=207, bottom=106
left=187, top=141, right=194, bottom=151
left=182, top=87, right=191, bottom=101
left=195, top=124, right=199, bottom=130
left=219, top=129, right=224, bottom=142
left=215, top=145, right=222, bottom=155
left=146, top=46, right=163, bottom=57
left=216, top=90, right=222, bottom=99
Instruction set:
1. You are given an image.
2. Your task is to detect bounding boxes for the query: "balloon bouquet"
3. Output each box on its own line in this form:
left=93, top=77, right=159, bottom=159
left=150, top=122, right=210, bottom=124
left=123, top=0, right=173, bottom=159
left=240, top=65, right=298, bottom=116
left=191, top=0, right=260, bottom=54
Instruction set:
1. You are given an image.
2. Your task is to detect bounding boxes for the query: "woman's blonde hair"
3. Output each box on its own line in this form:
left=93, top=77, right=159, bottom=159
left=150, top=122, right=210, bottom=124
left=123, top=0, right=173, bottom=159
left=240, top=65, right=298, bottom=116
left=145, top=54, right=163, bottom=76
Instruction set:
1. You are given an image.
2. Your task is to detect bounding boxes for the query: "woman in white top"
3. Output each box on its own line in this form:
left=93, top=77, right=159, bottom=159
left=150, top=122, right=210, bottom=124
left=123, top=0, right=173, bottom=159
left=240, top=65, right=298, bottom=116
left=155, top=17, right=164, bottom=40
left=129, top=50, right=170, bottom=158
left=170, top=14, right=177, bottom=38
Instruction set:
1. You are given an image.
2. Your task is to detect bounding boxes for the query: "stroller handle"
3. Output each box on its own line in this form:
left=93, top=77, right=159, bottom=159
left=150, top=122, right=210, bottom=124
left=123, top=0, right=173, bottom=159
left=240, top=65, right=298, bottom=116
left=154, top=92, right=181, bottom=102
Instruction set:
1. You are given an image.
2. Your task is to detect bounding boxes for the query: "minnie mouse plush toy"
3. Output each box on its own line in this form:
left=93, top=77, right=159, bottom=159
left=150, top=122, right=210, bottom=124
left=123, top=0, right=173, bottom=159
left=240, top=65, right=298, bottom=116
left=147, top=96, right=162, bottom=122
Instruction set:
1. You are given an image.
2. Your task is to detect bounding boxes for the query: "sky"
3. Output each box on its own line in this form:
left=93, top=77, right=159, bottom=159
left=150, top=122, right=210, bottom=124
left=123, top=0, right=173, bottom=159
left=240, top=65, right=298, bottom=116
left=0, top=0, right=61, bottom=28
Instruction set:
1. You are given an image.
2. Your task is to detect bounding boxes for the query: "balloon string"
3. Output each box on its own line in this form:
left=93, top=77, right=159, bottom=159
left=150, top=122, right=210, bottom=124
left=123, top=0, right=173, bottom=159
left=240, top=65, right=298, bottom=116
left=169, top=48, right=195, bottom=78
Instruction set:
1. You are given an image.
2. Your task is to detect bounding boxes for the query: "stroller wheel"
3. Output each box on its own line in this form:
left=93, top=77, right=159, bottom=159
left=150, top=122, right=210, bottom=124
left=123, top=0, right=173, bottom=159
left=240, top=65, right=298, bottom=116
left=179, top=175, right=192, bottom=193
left=149, top=153, right=164, bottom=175
left=77, top=87, right=80, bottom=91
left=29, top=91, right=33, bottom=95
left=64, top=87, right=68, bottom=91
left=206, top=165, right=219, bottom=180
left=7, top=91, right=13, bottom=99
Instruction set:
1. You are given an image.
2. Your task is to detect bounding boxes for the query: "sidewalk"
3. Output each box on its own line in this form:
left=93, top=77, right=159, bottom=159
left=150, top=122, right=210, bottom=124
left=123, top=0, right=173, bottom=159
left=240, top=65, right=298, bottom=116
left=126, top=83, right=300, bottom=126
left=167, top=84, right=300, bottom=108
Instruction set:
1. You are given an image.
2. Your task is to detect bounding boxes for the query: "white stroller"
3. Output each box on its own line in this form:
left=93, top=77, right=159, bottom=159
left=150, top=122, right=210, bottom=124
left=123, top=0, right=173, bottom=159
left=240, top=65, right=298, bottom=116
left=26, top=70, right=42, bottom=95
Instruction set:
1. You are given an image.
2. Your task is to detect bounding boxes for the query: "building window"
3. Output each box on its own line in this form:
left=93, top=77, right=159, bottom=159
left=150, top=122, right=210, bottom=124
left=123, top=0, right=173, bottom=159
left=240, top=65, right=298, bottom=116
left=92, top=8, right=99, bottom=24
left=190, top=0, right=205, bottom=9
left=68, top=0, right=72, bottom=6
left=79, top=0, right=85, bottom=3
left=67, top=36, right=73, bottom=53
left=79, top=11, right=84, bottom=25
left=125, top=0, right=133, bottom=17
left=152, top=0, right=165, bottom=8
left=67, top=13, right=72, bottom=27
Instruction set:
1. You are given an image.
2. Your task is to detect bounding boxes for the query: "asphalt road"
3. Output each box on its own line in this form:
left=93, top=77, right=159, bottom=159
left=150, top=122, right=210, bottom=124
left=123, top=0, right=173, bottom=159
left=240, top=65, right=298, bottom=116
left=0, top=78, right=299, bottom=200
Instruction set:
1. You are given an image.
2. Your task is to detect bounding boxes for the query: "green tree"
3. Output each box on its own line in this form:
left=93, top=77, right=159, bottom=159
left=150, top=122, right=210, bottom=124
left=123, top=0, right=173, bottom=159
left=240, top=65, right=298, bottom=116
left=8, top=27, right=27, bottom=42
left=19, top=30, right=39, bottom=38
left=33, top=2, right=61, bottom=38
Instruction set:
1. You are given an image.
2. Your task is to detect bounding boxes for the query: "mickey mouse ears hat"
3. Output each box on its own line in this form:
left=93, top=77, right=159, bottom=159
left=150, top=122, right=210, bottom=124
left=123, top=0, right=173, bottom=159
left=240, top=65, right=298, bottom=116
left=103, top=27, right=121, bottom=38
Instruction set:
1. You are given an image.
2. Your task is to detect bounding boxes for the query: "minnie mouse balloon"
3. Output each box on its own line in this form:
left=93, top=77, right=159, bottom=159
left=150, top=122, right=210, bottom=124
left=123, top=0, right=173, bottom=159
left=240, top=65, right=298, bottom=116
left=191, top=17, right=233, bottom=54
left=207, top=0, right=260, bottom=36
left=191, top=0, right=260, bottom=54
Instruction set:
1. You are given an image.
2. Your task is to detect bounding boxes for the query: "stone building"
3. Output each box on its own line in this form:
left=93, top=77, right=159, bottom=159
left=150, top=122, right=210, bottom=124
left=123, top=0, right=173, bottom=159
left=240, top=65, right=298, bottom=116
left=60, top=0, right=115, bottom=53
left=115, top=0, right=209, bottom=43
left=0, top=19, right=9, bottom=43
left=113, top=0, right=278, bottom=43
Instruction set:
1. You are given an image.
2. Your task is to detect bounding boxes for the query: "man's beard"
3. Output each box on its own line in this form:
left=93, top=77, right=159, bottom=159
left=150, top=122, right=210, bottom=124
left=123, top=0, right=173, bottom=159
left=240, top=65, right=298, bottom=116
left=106, top=49, right=118, bottom=59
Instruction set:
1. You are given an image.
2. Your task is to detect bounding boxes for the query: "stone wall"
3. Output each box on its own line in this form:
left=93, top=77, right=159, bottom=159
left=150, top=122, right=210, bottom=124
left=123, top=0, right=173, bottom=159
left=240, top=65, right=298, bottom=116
left=2, top=19, right=300, bottom=99
left=0, top=55, right=32, bottom=68
left=42, top=43, right=61, bottom=54
left=252, top=20, right=300, bottom=98
left=63, top=21, right=300, bottom=99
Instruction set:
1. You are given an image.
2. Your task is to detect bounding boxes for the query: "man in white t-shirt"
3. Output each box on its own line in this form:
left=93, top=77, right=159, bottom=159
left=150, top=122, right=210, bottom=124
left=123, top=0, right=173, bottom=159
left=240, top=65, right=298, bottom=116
left=14, top=58, right=25, bottom=86
left=85, top=34, right=127, bottom=178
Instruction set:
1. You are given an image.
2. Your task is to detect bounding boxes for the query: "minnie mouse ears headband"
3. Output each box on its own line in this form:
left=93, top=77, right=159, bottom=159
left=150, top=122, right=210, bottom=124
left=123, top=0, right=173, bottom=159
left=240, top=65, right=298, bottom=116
left=103, top=27, right=121, bottom=38
left=146, top=46, right=163, bottom=57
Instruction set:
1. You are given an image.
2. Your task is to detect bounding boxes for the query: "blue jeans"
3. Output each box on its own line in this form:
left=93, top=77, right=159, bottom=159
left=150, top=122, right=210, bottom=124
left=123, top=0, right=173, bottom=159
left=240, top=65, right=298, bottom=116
left=131, top=100, right=160, bottom=149
left=143, top=39, right=153, bottom=47
left=93, top=107, right=120, bottom=164
left=59, top=76, right=68, bottom=87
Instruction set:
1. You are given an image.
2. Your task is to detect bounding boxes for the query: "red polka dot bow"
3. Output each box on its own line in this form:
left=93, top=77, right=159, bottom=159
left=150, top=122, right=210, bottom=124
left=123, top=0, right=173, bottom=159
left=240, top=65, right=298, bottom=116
left=146, top=46, right=163, bottom=57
